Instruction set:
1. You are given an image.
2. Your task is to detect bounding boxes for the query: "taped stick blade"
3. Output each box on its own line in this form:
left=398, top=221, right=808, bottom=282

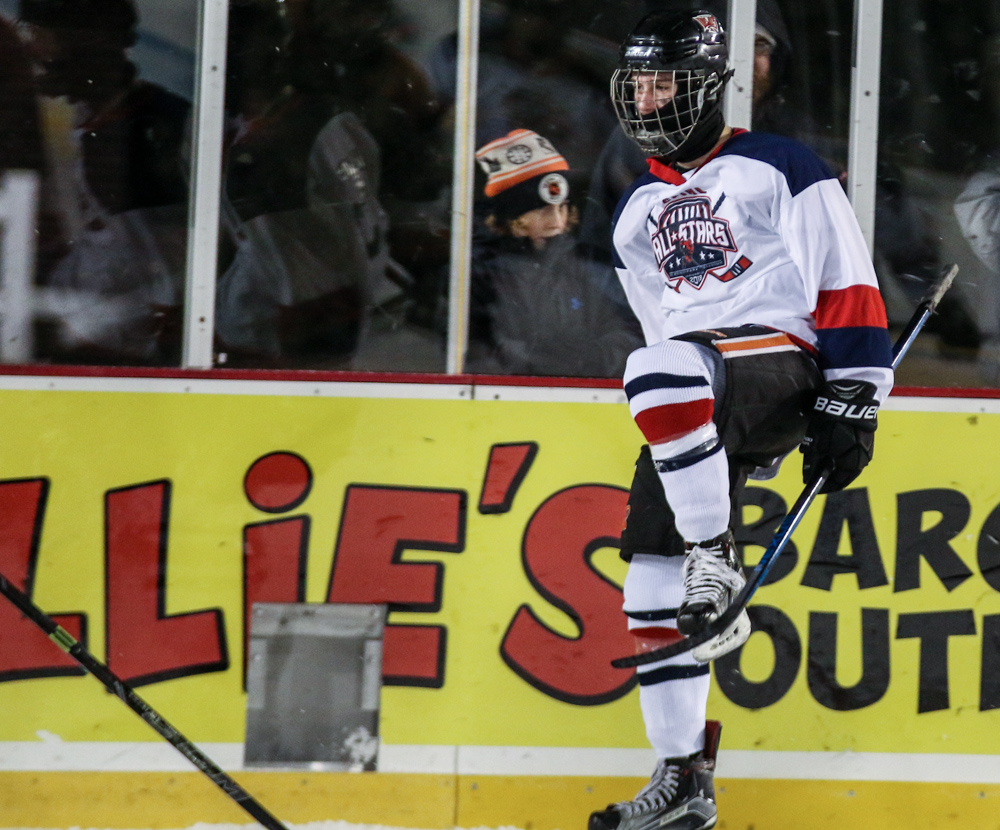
left=925, top=263, right=958, bottom=310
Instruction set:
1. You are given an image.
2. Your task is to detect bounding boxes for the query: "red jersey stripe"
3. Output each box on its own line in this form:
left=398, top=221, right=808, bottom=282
left=815, top=285, right=888, bottom=330
left=634, top=398, right=714, bottom=445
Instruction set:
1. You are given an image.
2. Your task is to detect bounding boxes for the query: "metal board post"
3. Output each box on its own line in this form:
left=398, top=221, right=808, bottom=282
left=724, top=0, right=757, bottom=130
left=446, top=0, right=480, bottom=374
left=182, top=0, right=230, bottom=369
left=847, top=0, right=884, bottom=255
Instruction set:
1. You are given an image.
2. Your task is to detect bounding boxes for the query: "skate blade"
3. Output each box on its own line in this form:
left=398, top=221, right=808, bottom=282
left=692, top=609, right=751, bottom=663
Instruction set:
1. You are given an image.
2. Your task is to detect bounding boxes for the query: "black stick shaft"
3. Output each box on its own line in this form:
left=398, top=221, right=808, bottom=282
left=611, top=263, right=959, bottom=669
left=0, top=571, right=291, bottom=830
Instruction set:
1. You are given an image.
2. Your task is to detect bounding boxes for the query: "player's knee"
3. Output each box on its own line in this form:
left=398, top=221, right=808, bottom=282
left=625, top=341, right=716, bottom=446
left=624, top=339, right=711, bottom=386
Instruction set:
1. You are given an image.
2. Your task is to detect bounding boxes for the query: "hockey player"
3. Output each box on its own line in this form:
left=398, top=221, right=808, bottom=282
left=589, top=9, right=893, bottom=830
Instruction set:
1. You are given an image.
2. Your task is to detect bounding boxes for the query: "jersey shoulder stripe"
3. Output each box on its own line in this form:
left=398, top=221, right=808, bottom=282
left=717, top=131, right=836, bottom=197
left=815, top=285, right=888, bottom=330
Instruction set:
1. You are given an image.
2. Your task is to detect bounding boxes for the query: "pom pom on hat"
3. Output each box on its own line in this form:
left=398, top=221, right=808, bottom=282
left=475, top=129, right=571, bottom=219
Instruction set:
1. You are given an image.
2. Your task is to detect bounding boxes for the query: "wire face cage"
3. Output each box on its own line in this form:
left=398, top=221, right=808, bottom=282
left=610, top=68, right=716, bottom=156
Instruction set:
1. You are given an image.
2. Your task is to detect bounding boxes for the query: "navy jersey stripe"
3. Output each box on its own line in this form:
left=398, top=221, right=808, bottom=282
left=815, top=326, right=894, bottom=371
left=718, top=131, right=836, bottom=197
left=625, top=372, right=711, bottom=399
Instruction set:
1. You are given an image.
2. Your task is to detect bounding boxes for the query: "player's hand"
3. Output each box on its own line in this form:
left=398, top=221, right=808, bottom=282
left=800, top=379, right=879, bottom=493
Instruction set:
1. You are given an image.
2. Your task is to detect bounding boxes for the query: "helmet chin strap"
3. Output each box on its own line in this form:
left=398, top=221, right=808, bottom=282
left=666, top=106, right=727, bottom=165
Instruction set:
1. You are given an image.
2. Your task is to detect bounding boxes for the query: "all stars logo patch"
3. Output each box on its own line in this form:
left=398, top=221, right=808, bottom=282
left=649, top=188, right=750, bottom=289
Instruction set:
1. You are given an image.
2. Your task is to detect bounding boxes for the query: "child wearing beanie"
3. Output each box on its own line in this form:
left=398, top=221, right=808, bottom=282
left=467, top=129, right=641, bottom=376
left=475, top=129, right=574, bottom=248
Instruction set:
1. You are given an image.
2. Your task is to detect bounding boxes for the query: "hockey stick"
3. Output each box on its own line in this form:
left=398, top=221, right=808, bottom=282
left=0, top=571, right=291, bottom=830
left=611, top=263, right=959, bottom=670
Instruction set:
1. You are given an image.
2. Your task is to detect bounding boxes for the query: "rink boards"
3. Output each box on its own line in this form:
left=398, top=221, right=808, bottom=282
left=0, top=373, right=998, bottom=829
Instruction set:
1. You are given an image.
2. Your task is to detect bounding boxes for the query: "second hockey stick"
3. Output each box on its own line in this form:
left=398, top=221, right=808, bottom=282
left=0, top=570, right=292, bottom=830
left=611, top=263, right=958, bottom=670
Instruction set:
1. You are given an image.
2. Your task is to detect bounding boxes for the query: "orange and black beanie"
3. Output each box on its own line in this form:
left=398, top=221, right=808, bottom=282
left=475, top=129, right=571, bottom=220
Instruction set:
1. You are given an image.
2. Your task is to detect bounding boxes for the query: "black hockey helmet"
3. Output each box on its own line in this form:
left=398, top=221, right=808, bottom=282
left=611, top=8, right=732, bottom=161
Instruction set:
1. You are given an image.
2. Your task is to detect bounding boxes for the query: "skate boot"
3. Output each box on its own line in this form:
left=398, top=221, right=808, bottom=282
left=588, top=721, right=722, bottom=830
left=677, top=530, right=751, bottom=663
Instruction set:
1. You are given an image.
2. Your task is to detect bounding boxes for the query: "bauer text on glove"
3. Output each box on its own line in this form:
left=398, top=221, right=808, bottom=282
left=800, top=379, right=878, bottom=493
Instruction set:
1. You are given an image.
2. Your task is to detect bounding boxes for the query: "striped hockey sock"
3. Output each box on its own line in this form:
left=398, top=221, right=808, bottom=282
left=624, top=341, right=731, bottom=542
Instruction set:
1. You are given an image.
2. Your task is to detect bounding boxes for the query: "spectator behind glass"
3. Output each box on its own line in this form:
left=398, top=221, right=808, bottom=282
left=18, top=0, right=192, bottom=365
left=949, top=29, right=1000, bottom=386
left=466, top=129, right=642, bottom=377
left=954, top=153, right=1000, bottom=384
left=282, top=0, right=453, bottom=355
left=423, top=0, right=632, bottom=371
left=214, top=0, right=440, bottom=370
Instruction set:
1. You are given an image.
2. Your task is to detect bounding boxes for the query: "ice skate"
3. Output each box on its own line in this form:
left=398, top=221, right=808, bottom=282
left=588, top=723, right=720, bottom=830
left=677, top=531, right=751, bottom=662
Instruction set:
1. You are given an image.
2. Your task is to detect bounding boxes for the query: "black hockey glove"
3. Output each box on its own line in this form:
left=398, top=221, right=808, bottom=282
left=800, top=379, right=879, bottom=493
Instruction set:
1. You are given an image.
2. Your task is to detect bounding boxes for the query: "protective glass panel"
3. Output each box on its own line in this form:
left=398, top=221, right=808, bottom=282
left=0, top=0, right=198, bottom=366
left=881, top=1, right=1000, bottom=388
left=216, top=0, right=457, bottom=372
left=244, top=602, right=386, bottom=769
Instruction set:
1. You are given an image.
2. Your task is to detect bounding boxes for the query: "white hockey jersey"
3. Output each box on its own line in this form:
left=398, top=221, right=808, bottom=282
left=612, top=129, right=894, bottom=401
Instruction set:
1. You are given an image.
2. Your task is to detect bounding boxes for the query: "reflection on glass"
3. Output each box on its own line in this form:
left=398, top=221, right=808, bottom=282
left=7, top=0, right=197, bottom=366
left=216, top=0, right=456, bottom=371
left=887, top=0, right=1000, bottom=388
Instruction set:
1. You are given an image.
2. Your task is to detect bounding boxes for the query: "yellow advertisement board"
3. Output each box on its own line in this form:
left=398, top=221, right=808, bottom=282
left=0, top=381, right=998, bottom=764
